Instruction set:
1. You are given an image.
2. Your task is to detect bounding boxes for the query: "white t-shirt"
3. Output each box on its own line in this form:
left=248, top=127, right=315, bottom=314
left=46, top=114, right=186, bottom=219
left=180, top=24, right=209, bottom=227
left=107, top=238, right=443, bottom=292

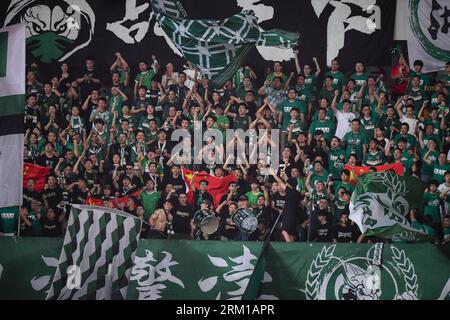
left=162, top=72, right=179, bottom=88
left=400, top=115, right=418, bottom=135
left=335, top=110, right=356, bottom=139
left=184, top=68, right=202, bottom=89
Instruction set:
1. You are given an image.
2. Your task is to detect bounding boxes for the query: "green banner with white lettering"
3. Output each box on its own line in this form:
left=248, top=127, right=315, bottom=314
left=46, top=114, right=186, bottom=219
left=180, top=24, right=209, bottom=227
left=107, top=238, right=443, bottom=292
left=261, top=242, right=450, bottom=300
left=0, top=237, right=62, bottom=300
left=0, top=238, right=449, bottom=300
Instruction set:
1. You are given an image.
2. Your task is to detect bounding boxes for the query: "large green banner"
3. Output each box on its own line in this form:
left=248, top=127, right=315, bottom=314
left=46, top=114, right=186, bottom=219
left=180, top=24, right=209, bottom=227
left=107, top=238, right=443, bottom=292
left=127, top=239, right=265, bottom=300
left=262, top=243, right=450, bottom=300
left=0, top=238, right=449, bottom=300
left=0, top=238, right=62, bottom=300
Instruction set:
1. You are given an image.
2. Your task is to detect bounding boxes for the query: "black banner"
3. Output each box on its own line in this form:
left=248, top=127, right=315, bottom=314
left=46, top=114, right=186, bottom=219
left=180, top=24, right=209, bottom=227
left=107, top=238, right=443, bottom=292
left=0, top=0, right=396, bottom=81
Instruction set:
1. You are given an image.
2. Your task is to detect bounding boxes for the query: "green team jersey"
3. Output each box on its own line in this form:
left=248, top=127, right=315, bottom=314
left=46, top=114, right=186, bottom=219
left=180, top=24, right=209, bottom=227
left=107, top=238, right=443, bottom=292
left=319, top=87, right=336, bottom=103
left=326, top=71, right=346, bottom=90
left=363, top=150, right=385, bottom=166
left=342, top=131, right=367, bottom=161
left=409, top=70, right=430, bottom=91
left=38, top=93, right=60, bottom=115
left=139, top=116, right=160, bottom=138
left=235, top=85, right=256, bottom=100
left=333, top=181, right=354, bottom=198
left=285, top=119, right=303, bottom=138
left=245, top=191, right=263, bottom=207
left=422, top=133, right=441, bottom=150
left=359, top=115, right=379, bottom=142
left=215, top=114, right=230, bottom=133
left=394, top=133, right=418, bottom=150
left=423, top=119, right=442, bottom=137
left=140, top=191, right=161, bottom=220
left=350, top=72, right=368, bottom=91
left=280, top=99, right=304, bottom=130
left=430, top=92, right=440, bottom=108
left=0, top=207, right=18, bottom=235
left=432, top=163, right=450, bottom=184
left=266, top=72, right=288, bottom=85
left=234, top=67, right=253, bottom=86
left=420, top=149, right=439, bottom=176
left=406, top=87, right=424, bottom=114
left=23, top=210, right=43, bottom=236
left=379, top=116, right=401, bottom=140
left=234, top=115, right=250, bottom=131
left=310, top=169, right=329, bottom=188
left=135, top=70, right=155, bottom=90
left=304, top=74, right=317, bottom=94
left=328, top=147, right=346, bottom=179
left=308, top=120, right=335, bottom=141
left=401, top=151, right=414, bottom=175
left=423, top=192, right=442, bottom=223
left=312, top=108, right=335, bottom=122
left=109, top=95, right=125, bottom=118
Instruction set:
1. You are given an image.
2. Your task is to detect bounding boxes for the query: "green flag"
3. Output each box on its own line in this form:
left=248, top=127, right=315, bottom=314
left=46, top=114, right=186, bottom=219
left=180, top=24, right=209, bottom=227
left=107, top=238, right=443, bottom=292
left=350, top=171, right=434, bottom=242
left=150, top=0, right=300, bottom=87
left=46, top=205, right=142, bottom=300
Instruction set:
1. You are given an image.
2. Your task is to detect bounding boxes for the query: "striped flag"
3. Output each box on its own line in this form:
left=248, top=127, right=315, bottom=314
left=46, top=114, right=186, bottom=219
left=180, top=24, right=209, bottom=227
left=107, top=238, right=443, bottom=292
left=150, top=0, right=299, bottom=87
left=0, top=24, right=25, bottom=208
left=46, top=205, right=142, bottom=300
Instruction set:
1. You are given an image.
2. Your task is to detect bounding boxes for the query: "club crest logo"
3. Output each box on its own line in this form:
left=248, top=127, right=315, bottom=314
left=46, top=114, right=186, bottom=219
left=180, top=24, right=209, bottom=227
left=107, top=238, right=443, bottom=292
left=3, top=0, right=95, bottom=63
left=306, top=244, right=419, bottom=300
left=409, top=0, right=450, bottom=61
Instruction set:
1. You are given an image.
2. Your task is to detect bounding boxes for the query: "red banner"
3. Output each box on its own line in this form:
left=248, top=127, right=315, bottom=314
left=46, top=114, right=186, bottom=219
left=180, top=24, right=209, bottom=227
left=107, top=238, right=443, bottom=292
left=344, top=163, right=404, bottom=185
left=182, top=168, right=236, bottom=208
left=85, top=191, right=140, bottom=208
left=23, top=163, right=51, bottom=192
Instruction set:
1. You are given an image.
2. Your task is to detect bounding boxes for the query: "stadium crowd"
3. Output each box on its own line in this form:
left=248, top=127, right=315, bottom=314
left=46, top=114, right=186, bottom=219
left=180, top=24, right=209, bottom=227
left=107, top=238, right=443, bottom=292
left=1, top=50, right=449, bottom=244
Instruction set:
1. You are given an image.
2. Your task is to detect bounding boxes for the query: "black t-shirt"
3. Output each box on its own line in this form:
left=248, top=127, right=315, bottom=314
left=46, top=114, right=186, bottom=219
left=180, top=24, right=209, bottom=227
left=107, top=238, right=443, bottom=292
left=36, top=154, right=58, bottom=171
left=23, top=189, right=42, bottom=210
left=41, top=217, right=62, bottom=237
left=193, top=191, right=214, bottom=212
left=283, top=187, right=302, bottom=216
left=173, top=204, right=194, bottom=234
left=334, top=224, right=355, bottom=243
left=162, top=174, right=186, bottom=193
left=313, top=221, right=334, bottom=242
left=70, top=186, right=89, bottom=205
left=79, top=68, right=101, bottom=99
left=253, top=206, right=272, bottom=225
left=43, top=186, right=63, bottom=210
left=124, top=206, right=138, bottom=216
left=271, top=192, right=286, bottom=211
left=236, top=179, right=250, bottom=196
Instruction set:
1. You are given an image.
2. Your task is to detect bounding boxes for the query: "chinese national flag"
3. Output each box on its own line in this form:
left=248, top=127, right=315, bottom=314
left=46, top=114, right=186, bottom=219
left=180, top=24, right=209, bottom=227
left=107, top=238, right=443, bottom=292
left=182, top=168, right=237, bottom=208
left=85, top=191, right=140, bottom=208
left=23, top=163, right=51, bottom=192
left=344, top=163, right=404, bottom=186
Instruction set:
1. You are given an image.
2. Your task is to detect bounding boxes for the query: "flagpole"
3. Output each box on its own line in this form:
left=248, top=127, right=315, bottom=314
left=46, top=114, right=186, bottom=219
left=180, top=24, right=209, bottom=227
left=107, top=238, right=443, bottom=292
left=17, top=206, right=21, bottom=237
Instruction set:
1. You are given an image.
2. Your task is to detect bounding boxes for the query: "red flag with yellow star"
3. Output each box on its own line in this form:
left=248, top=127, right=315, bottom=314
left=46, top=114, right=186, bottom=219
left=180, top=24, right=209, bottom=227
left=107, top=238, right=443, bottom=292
left=344, top=163, right=404, bottom=185
left=182, top=167, right=237, bottom=208
left=23, top=163, right=50, bottom=192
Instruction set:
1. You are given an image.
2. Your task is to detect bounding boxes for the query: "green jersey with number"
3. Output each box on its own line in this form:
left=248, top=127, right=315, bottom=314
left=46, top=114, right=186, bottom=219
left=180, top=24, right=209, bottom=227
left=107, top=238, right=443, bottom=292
left=350, top=73, right=368, bottom=91
left=326, top=71, right=346, bottom=90
left=342, top=131, right=367, bottom=161
left=308, top=120, right=335, bottom=141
